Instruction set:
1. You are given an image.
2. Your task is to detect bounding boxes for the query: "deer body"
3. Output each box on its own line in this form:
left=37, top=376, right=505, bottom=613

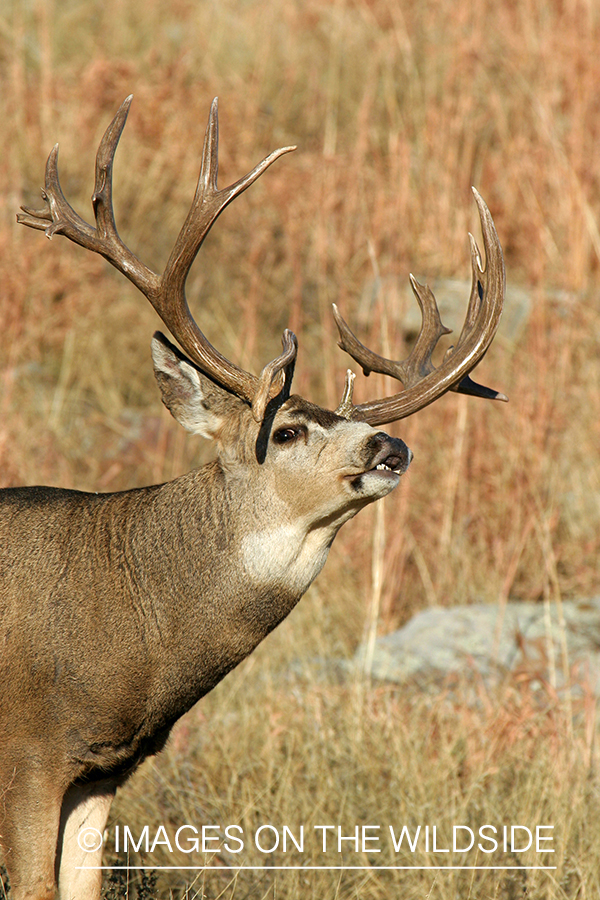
left=1, top=98, right=505, bottom=899
left=0, top=351, right=410, bottom=899
left=1, top=397, right=407, bottom=777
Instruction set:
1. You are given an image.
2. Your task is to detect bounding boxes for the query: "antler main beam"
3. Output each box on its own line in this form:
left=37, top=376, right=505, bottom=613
left=333, top=189, right=507, bottom=425
left=18, top=98, right=506, bottom=426
left=18, top=97, right=297, bottom=422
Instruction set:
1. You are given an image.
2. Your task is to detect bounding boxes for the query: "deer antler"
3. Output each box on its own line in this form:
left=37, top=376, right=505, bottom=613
left=18, top=99, right=505, bottom=425
left=17, top=97, right=297, bottom=422
left=332, top=189, right=507, bottom=425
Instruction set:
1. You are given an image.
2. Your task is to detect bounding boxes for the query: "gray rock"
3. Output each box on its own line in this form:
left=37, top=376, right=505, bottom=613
left=354, top=598, right=600, bottom=694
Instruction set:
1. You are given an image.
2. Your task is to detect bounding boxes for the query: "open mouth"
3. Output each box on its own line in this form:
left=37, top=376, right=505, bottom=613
left=372, top=459, right=402, bottom=475
left=344, top=438, right=412, bottom=490
left=368, top=446, right=410, bottom=476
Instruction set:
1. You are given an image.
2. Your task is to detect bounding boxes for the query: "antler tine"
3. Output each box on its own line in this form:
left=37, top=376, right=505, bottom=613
left=334, top=276, right=452, bottom=386
left=18, top=96, right=160, bottom=299
left=17, top=97, right=298, bottom=418
left=164, top=98, right=295, bottom=291
left=252, top=329, right=298, bottom=422
left=333, top=189, right=507, bottom=425
left=155, top=97, right=297, bottom=415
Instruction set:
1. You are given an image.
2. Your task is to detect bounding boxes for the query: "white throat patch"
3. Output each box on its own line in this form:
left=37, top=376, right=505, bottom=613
left=240, top=523, right=333, bottom=595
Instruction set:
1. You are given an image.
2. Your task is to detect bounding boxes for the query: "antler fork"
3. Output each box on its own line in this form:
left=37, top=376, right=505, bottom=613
left=332, top=189, right=507, bottom=424
left=18, top=97, right=297, bottom=422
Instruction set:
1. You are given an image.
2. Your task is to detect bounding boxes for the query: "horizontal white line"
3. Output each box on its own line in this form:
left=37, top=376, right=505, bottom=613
left=78, top=865, right=557, bottom=871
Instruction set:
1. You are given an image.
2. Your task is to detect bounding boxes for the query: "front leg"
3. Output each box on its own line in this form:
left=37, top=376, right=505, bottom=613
left=56, top=781, right=117, bottom=900
left=0, top=760, right=63, bottom=900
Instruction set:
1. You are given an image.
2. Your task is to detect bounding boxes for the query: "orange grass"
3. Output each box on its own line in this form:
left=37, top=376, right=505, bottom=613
left=1, top=0, right=600, bottom=896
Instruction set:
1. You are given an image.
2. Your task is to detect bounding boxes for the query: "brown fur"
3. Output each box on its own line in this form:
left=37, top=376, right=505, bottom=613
left=0, top=333, right=411, bottom=900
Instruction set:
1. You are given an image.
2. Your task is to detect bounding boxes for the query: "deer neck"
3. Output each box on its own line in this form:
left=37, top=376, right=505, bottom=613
left=141, top=459, right=341, bottom=616
left=122, top=461, right=342, bottom=698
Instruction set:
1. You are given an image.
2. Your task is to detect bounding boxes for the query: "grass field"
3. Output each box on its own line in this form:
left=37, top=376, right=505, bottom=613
left=1, top=0, right=600, bottom=896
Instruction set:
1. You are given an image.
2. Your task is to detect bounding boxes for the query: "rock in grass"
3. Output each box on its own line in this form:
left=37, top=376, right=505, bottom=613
left=355, top=598, right=600, bottom=695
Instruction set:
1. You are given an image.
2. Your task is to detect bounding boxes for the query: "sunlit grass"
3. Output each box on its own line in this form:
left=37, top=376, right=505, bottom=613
left=1, top=0, right=600, bottom=895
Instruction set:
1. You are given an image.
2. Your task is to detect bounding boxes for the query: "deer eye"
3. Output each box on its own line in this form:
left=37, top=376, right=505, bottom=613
left=272, top=426, right=305, bottom=445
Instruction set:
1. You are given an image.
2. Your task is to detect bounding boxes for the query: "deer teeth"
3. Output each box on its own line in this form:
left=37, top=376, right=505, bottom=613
left=373, top=462, right=401, bottom=474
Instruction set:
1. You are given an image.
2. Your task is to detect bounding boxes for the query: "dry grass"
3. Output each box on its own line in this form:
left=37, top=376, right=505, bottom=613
left=106, top=658, right=598, bottom=899
left=1, top=0, right=600, bottom=896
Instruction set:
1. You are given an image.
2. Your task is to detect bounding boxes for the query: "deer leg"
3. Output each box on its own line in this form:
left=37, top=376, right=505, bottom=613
left=0, top=762, right=62, bottom=900
left=55, top=780, right=117, bottom=900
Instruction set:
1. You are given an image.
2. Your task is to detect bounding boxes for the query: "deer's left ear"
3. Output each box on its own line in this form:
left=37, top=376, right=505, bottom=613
left=151, top=332, right=246, bottom=440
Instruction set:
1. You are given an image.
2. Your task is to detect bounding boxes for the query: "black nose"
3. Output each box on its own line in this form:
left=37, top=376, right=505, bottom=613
left=370, top=432, right=413, bottom=473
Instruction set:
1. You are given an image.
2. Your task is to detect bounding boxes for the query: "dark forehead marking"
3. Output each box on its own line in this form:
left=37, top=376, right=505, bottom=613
left=283, top=396, right=343, bottom=429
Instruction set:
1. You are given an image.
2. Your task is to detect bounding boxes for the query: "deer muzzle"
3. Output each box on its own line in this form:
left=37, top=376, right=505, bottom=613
left=368, top=432, right=413, bottom=476
left=345, top=432, right=412, bottom=497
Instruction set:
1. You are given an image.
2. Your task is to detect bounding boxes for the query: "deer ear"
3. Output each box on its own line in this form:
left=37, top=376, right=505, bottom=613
left=151, top=332, right=245, bottom=439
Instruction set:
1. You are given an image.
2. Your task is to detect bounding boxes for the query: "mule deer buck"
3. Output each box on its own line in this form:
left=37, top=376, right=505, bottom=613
left=1, top=97, right=506, bottom=899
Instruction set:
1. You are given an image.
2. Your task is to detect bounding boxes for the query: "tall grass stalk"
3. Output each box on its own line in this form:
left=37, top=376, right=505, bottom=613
left=1, top=0, right=600, bottom=895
